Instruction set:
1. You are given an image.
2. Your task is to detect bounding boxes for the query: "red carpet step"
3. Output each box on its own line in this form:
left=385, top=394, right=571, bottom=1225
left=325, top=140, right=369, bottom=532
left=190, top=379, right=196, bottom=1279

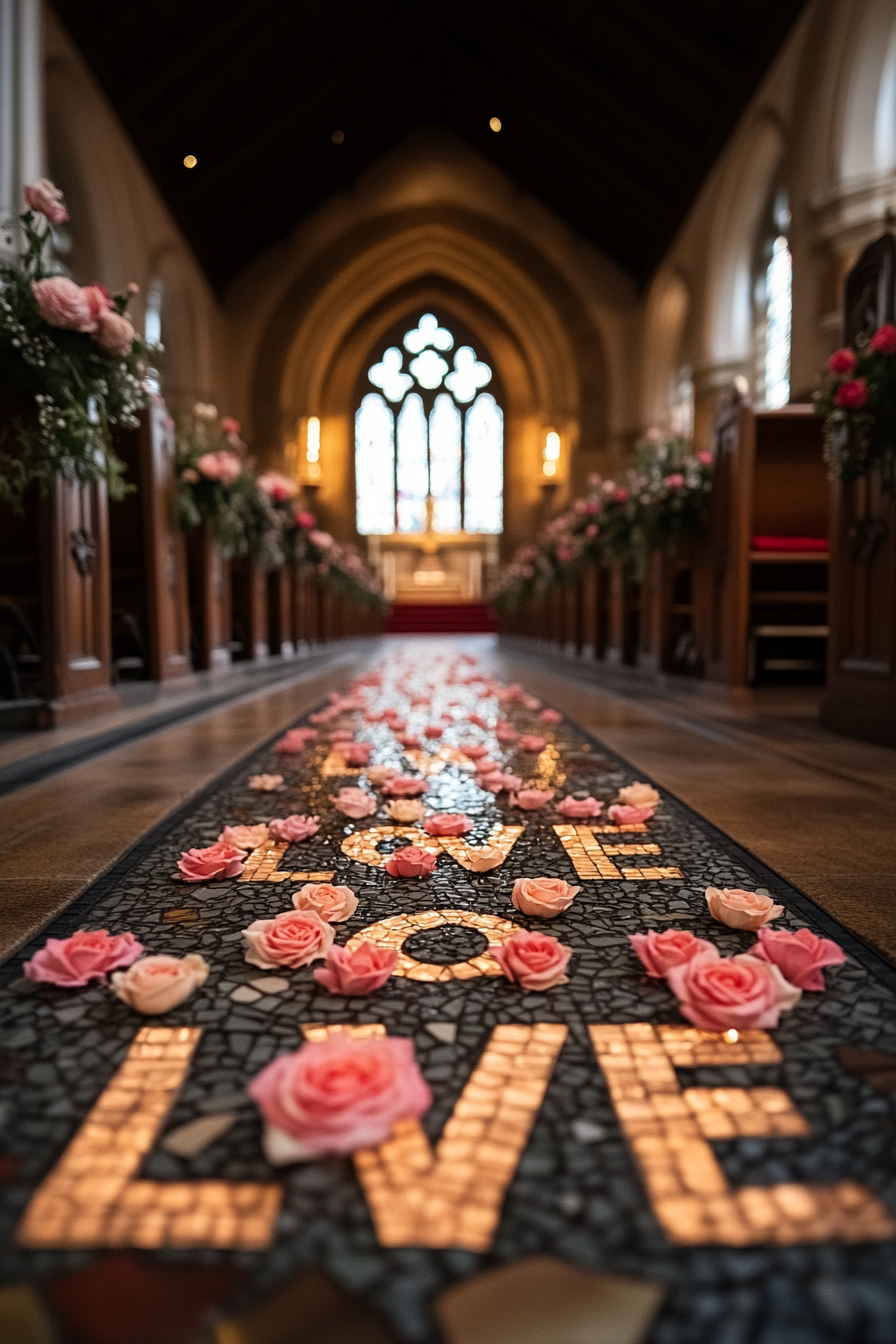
left=385, top=602, right=496, bottom=634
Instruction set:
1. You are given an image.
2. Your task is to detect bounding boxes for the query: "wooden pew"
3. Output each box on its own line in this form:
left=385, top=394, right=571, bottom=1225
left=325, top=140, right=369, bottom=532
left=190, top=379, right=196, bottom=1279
left=185, top=527, right=231, bottom=671
left=230, top=555, right=269, bottom=662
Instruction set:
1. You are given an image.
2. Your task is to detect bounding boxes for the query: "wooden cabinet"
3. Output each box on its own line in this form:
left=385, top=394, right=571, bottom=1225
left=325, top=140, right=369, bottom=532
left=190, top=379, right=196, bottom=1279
left=230, top=554, right=269, bottom=662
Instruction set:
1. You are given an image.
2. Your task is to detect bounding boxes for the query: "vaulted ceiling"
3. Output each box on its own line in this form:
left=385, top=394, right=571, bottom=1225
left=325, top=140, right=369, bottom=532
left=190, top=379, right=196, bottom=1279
left=52, top=0, right=808, bottom=290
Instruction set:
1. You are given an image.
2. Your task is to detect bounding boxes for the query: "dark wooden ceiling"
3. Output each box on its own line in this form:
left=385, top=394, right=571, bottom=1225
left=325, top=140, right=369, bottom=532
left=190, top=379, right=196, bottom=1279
left=52, top=0, right=808, bottom=290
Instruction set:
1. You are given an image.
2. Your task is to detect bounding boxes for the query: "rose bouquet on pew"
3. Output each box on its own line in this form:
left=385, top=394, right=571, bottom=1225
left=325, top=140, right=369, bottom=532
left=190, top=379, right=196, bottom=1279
left=0, top=180, right=147, bottom=505
left=815, top=324, right=896, bottom=485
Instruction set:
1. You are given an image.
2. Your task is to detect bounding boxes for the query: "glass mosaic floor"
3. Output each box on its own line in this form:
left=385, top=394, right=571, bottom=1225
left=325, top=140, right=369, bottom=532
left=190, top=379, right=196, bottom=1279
left=1, top=651, right=894, bottom=1344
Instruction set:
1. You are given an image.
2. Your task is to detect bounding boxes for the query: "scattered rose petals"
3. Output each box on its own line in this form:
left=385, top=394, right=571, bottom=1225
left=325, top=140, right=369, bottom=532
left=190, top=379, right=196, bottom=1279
left=511, top=877, right=580, bottom=918
left=248, top=774, right=284, bottom=792
left=313, top=943, right=398, bottom=996
left=521, top=695, right=542, bottom=711
left=665, top=953, right=801, bottom=1032
left=492, top=930, right=572, bottom=991
left=705, top=887, right=784, bottom=930
left=24, top=930, right=144, bottom=987
left=276, top=728, right=317, bottom=753
left=423, top=725, right=443, bottom=739
left=458, top=742, right=489, bottom=758
left=628, top=929, right=718, bottom=979
left=342, top=742, right=373, bottom=766
left=292, top=882, right=358, bottom=923
left=617, top=782, right=660, bottom=808
left=518, top=734, right=546, bottom=752
left=248, top=1033, right=431, bottom=1162
left=397, top=733, right=421, bottom=748
left=495, top=724, right=518, bottom=743
left=557, top=795, right=603, bottom=818
left=242, top=909, right=334, bottom=970
left=366, top=764, right=398, bottom=785
left=467, top=713, right=489, bottom=728
left=330, top=787, right=378, bottom=819
left=385, top=799, right=426, bottom=821
left=384, top=846, right=438, bottom=878
left=110, top=954, right=209, bottom=1014
left=510, top=788, right=555, bottom=810
left=422, top=812, right=474, bottom=836
left=381, top=776, right=428, bottom=797
left=268, top=814, right=320, bottom=842
left=750, top=926, right=845, bottom=991
left=539, top=708, right=563, bottom=724
left=177, top=842, right=246, bottom=882
left=218, top=823, right=270, bottom=850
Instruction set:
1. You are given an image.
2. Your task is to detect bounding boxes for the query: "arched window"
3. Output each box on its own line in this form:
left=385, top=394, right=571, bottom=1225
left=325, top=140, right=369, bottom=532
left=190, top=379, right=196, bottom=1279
left=753, top=190, right=792, bottom=409
left=354, top=313, right=503, bottom=535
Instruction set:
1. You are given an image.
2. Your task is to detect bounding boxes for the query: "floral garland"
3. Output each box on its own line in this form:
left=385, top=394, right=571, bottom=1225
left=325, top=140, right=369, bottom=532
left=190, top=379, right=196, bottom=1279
left=814, top=324, right=896, bottom=485
left=490, top=432, right=712, bottom=611
left=0, top=179, right=146, bottom=505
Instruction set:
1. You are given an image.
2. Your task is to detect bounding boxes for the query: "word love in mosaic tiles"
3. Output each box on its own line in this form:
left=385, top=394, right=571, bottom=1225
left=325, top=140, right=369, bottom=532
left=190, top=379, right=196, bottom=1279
left=237, top=824, right=524, bottom=882
left=19, top=1023, right=894, bottom=1254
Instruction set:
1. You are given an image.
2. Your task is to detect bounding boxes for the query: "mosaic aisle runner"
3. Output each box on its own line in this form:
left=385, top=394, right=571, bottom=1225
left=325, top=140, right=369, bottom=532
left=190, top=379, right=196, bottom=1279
left=1, top=650, right=895, bottom=1343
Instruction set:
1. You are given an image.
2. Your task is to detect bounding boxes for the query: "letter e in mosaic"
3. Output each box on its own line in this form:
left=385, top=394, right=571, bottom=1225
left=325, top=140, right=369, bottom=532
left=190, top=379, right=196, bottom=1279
left=554, top=824, right=683, bottom=880
left=17, top=1027, right=281, bottom=1250
left=589, top=1023, right=896, bottom=1246
left=303, top=1022, right=567, bottom=1251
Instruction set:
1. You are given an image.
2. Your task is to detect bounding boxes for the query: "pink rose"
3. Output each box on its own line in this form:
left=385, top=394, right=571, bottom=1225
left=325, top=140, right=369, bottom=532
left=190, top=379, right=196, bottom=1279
left=698, top=450, right=713, bottom=465
left=458, top=742, right=489, bottom=758
left=614, top=486, right=630, bottom=503
left=23, top=178, right=68, bottom=223
left=397, top=733, right=421, bottom=748
left=664, top=473, right=685, bottom=490
left=481, top=771, right=522, bottom=794
left=510, top=788, right=555, bottom=810
left=256, top=471, right=298, bottom=500
left=94, top=310, right=134, bottom=358
left=248, top=1033, right=432, bottom=1162
left=628, top=928, right=718, bottom=979
left=269, top=814, right=320, bottom=842
left=248, top=773, right=284, bottom=791
left=330, top=729, right=354, bottom=741
left=242, top=908, right=334, bottom=969
left=518, top=734, right=547, bottom=752
left=275, top=727, right=316, bottom=753
left=295, top=511, right=315, bottom=528
left=869, top=324, right=896, bottom=356
left=539, top=708, right=562, bottom=724
left=705, top=887, right=784, bottom=930
left=522, top=695, right=542, bottom=711
left=557, top=795, right=603, bottom=818
left=834, top=379, right=868, bottom=409
left=422, top=812, right=474, bottom=837
left=384, top=845, right=438, bottom=878
left=423, top=725, right=443, bottom=738
left=31, top=276, right=95, bottom=331
left=177, top=841, right=246, bottom=882
left=617, top=783, right=659, bottom=808
left=385, top=799, right=425, bottom=821
left=292, top=881, right=358, bottom=923
left=197, top=451, right=243, bottom=485
left=221, top=417, right=241, bottom=434
left=381, top=776, right=428, bottom=797
left=313, top=943, right=398, bottom=996
left=330, top=787, right=377, bottom=819
left=750, top=926, right=845, bottom=991
left=585, top=523, right=599, bottom=538
left=309, top=530, right=333, bottom=548
left=473, top=758, right=499, bottom=776
left=81, top=285, right=112, bottom=324
left=218, top=823, right=269, bottom=850
left=828, top=347, right=857, bottom=375
left=492, top=929, right=572, bottom=991
left=342, top=742, right=373, bottom=766
left=495, top=724, right=518, bottom=743
left=607, top=803, right=656, bottom=824
left=110, top=954, right=209, bottom=1014
left=511, top=877, right=580, bottom=918
left=467, top=713, right=489, bottom=728
left=665, top=953, right=801, bottom=1032
left=24, top=929, right=144, bottom=987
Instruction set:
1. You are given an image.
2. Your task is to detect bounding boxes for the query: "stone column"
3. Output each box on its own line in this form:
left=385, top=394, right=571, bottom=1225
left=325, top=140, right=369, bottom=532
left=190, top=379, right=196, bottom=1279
left=0, top=0, right=44, bottom=256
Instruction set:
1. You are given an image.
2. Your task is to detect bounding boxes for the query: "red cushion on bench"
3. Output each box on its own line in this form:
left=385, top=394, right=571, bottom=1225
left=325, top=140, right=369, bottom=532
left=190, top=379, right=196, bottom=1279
left=752, top=535, right=828, bottom=552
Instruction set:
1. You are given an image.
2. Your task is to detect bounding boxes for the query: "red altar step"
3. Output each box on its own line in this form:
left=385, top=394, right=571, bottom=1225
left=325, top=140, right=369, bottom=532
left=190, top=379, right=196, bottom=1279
left=385, top=601, right=496, bottom=634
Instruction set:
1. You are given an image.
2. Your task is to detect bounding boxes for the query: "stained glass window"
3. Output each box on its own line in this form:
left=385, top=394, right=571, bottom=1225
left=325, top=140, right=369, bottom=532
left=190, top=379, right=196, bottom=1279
left=763, top=236, right=792, bottom=410
left=355, top=313, right=503, bottom=535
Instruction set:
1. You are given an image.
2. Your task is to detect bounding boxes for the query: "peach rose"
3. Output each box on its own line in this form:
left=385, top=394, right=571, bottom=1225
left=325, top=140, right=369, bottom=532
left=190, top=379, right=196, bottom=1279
left=385, top=799, right=426, bottom=822
left=248, top=773, right=284, bottom=792
left=510, top=788, right=555, bottom=810
left=197, top=451, right=242, bottom=485
left=511, top=877, right=580, bottom=918
left=455, top=844, right=505, bottom=871
left=110, top=954, right=209, bottom=1014
left=292, top=881, right=358, bottom=923
left=313, top=943, right=398, bottom=996
left=248, top=1032, right=432, bottom=1163
left=218, top=823, right=270, bottom=850
left=539, top=708, right=563, bottom=724
left=750, top=926, right=845, bottom=992
left=276, top=727, right=316, bottom=753
left=492, top=929, right=572, bottom=991
left=366, top=764, right=397, bottom=786
left=384, top=846, right=437, bottom=878
left=23, top=178, right=68, bottom=222
left=94, top=310, right=135, bottom=357
left=31, top=276, right=95, bottom=331
left=24, top=929, right=143, bottom=987
left=381, top=776, right=428, bottom=797
left=268, top=814, right=320, bottom=842
left=706, top=887, right=784, bottom=930
left=665, top=953, right=801, bottom=1032
left=459, top=742, right=489, bottom=759
left=557, top=795, right=603, bottom=818
left=629, top=928, right=718, bottom=979
left=177, top=841, right=246, bottom=882
left=617, top=783, right=660, bottom=808
left=422, top=813, right=473, bottom=837
left=607, top=803, right=656, bottom=824
left=330, top=787, right=377, bottom=818
left=342, top=742, right=373, bottom=766
left=242, top=908, right=334, bottom=969
left=518, top=734, right=547, bottom=752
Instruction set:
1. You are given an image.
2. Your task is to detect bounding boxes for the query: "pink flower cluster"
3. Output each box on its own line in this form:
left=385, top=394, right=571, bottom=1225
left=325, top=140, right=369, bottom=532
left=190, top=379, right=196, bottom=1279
left=31, top=276, right=136, bottom=357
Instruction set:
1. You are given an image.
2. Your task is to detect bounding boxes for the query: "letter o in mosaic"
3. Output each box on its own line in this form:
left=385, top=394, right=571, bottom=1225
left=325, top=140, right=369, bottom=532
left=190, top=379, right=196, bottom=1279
left=346, top=909, right=522, bottom=981
left=341, top=825, right=442, bottom=868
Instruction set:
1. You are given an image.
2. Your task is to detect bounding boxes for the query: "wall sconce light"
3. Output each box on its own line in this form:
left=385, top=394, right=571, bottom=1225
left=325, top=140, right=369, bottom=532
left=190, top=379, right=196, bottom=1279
left=542, top=429, right=560, bottom=478
left=306, top=415, right=321, bottom=481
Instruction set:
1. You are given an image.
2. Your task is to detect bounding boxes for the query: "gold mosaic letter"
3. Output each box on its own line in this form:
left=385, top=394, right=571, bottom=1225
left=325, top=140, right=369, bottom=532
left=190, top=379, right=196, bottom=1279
left=341, top=825, right=442, bottom=868
left=553, top=824, right=683, bottom=880
left=435, top=822, right=524, bottom=871
left=589, top=1023, right=896, bottom=1246
left=347, top=909, right=522, bottom=981
left=304, top=1022, right=568, bottom=1251
left=241, top=840, right=334, bottom=883
left=17, top=1027, right=281, bottom=1250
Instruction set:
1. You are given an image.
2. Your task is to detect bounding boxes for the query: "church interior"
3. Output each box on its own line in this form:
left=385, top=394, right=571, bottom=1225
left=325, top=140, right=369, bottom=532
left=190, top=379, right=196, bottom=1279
left=1, top=2, right=895, bottom=1342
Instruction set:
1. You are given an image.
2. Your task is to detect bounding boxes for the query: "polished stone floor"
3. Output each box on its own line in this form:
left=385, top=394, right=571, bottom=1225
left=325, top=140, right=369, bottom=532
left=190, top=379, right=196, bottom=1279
left=0, top=637, right=893, bottom=1344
